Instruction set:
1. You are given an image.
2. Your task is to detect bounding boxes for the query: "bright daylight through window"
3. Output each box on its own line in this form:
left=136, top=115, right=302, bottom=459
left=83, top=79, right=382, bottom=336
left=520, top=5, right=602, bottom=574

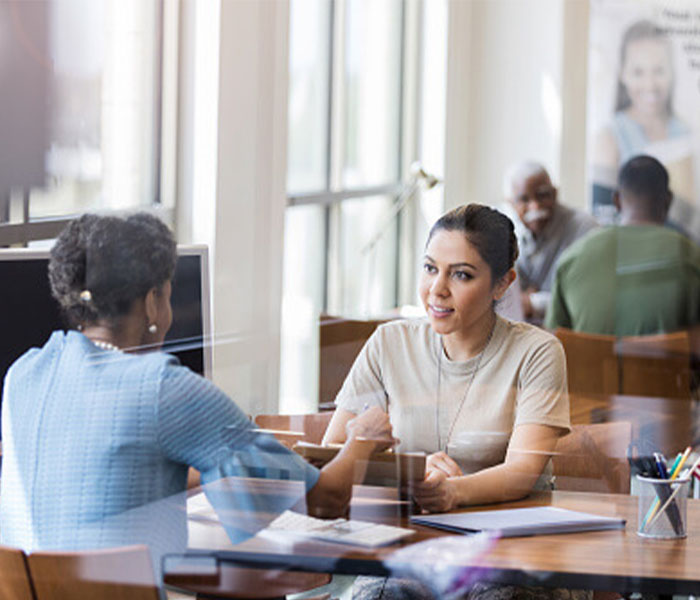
left=281, top=0, right=447, bottom=413
left=0, top=0, right=165, bottom=247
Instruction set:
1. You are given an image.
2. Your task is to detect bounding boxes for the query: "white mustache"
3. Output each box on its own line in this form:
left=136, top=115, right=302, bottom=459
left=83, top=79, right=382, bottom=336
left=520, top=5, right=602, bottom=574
left=523, top=208, right=551, bottom=223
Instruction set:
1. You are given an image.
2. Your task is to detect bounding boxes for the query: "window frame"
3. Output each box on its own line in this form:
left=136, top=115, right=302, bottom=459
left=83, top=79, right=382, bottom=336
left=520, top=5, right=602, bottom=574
left=285, top=0, right=421, bottom=313
left=0, top=0, right=174, bottom=248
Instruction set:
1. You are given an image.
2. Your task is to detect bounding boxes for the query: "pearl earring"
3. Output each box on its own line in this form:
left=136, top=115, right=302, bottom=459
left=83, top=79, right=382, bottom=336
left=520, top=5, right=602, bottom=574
left=148, top=324, right=157, bottom=334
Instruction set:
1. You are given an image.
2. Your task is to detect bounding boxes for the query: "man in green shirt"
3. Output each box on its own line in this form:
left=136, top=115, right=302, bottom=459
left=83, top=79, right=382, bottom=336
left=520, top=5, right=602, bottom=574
left=546, top=155, right=700, bottom=336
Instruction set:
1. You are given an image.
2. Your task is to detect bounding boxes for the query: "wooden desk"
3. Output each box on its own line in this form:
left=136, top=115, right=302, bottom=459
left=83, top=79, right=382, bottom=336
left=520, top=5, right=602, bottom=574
left=184, top=481, right=700, bottom=596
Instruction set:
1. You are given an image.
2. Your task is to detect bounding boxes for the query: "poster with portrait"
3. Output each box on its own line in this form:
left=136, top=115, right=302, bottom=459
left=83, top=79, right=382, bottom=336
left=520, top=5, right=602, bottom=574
left=587, top=0, right=700, bottom=240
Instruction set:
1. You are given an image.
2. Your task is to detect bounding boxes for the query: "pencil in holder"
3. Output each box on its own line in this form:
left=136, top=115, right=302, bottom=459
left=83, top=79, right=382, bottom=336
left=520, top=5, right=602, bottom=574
left=636, top=474, right=690, bottom=539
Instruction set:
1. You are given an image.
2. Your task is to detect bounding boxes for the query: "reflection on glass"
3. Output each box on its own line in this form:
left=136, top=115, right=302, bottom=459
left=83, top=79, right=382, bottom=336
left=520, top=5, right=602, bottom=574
left=331, top=195, right=397, bottom=315
left=1, top=213, right=385, bottom=592
left=287, top=0, right=331, bottom=194
left=342, top=0, right=402, bottom=188
left=28, top=0, right=161, bottom=219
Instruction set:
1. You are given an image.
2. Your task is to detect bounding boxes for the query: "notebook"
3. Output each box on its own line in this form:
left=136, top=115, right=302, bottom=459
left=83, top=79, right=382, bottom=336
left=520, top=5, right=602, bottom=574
left=411, top=506, right=626, bottom=537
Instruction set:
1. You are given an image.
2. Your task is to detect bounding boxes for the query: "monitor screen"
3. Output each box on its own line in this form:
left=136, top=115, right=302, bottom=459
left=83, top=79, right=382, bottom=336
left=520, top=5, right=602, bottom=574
left=0, top=245, right=212, bottom=432
left=162, top=247, right=212, bottom=378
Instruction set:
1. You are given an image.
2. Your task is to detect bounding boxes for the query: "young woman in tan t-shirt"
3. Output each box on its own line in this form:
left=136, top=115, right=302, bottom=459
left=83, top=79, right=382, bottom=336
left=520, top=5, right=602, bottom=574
left=323, top=204, right=570, bottom=513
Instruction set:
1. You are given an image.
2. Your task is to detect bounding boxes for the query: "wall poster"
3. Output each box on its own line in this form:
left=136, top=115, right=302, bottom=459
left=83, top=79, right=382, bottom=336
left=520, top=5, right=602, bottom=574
left=587, top=0, right=700, bottom=239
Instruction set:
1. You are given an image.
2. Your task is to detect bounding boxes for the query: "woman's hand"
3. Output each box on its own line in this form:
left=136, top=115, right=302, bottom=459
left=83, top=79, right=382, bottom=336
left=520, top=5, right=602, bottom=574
left=413, top=469, right=458, bottom=513
left=345, top=406, right=396, bottom=452
left=425, top=451, right=463, bottom=478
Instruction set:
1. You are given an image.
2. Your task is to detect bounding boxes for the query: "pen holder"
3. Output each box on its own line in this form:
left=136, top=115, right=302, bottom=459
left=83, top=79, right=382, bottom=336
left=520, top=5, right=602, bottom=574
left=636, top=475, right=690, bottom=539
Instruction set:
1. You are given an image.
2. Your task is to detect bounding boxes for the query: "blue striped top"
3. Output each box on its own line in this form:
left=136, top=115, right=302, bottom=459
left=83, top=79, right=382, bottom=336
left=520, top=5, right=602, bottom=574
left=0, top=330, right=319, bottom=561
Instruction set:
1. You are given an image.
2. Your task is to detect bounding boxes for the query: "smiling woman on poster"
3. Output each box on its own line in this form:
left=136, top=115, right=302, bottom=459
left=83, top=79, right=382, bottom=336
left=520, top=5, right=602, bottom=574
left=593, top=20, right=695, bottom=219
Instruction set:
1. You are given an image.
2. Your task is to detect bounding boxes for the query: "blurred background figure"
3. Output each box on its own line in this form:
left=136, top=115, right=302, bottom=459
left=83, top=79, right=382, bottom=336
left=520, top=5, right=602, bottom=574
left=547, top=155, right=700, bottom=336
left=503, top=161, right=597, bottom=324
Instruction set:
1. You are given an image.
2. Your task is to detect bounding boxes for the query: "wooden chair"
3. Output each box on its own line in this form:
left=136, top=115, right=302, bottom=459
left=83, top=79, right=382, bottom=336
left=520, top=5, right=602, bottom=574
left=164, top=564, right=330, bottom=600
left=254, top=412, right=333, bottom=446
left=556, top=327, right=696, bottom=400
left=552, top=422, right=632, bottom=494
left=0, top=545, right=35, bottom=600
left=319, top=315, right=389, bottom=409
left=616, top=330, right=693, bottom=399
left=554, top=328, right=619, bottom=396
left=27, top=545, right=159, bottom=600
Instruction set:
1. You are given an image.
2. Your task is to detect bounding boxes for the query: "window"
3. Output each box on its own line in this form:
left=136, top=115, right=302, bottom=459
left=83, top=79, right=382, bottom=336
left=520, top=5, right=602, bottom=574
left=281, top=0, right=446, bottom=412
left=285, top=0, right=406, bottom=316
left=0, top=0, right=169, bottom=247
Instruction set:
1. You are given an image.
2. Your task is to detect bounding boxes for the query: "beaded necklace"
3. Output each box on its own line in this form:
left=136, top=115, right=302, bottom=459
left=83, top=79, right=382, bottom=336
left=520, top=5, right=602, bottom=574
left=91, top=339, right=121, bottom=352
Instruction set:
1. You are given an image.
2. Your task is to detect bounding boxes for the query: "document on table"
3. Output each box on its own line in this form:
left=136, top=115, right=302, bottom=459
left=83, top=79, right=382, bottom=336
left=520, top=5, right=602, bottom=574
left=411, top=506, right=625, bottom=537
left=261, top=509, right=415, bottom=547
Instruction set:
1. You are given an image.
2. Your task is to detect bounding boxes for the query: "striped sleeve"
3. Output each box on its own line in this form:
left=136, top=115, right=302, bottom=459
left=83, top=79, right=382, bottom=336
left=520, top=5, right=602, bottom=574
left=155, top=364, right=319, bottom=491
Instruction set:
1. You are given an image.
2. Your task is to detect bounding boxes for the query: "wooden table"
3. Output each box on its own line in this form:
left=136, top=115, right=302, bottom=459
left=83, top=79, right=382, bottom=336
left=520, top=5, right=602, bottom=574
left=183, top=481, right=700, bottom=596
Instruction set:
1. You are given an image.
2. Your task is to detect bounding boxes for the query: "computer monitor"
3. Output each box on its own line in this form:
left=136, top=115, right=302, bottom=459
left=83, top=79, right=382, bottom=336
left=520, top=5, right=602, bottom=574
left=163, top=245, right=213, bottom=379
left=0, top=245, right=213, bottom=429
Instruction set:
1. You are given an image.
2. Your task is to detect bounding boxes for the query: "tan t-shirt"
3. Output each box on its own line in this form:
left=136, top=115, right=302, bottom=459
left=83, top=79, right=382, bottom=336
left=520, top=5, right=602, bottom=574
left=335, top=316, right=570, bottom=475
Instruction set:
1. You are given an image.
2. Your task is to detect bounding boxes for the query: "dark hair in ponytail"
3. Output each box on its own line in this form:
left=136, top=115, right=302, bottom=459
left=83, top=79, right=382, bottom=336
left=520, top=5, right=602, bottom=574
left=427, top=204, right=519, bottom=282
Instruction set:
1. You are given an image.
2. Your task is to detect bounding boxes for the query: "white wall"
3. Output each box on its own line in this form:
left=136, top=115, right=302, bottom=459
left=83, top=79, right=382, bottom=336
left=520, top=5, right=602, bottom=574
left=176, top=0, right=289, bottom=416
left=559, top=0, right=590, bottom=210
left=444, top=0, right=589, bottom=211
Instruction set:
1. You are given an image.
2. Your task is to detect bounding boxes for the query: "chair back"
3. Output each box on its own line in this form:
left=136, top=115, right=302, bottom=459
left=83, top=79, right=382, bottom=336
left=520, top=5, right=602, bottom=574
left=164, top=563, right=330, bottom=599
left=554, top=328, right=619, bottom=396
left=616, top=331, right=692, bottom=399
left=319, top=315, right=389, bottom=408
left=254, top=412, right=333, bottom=446
left=27, top=545, right=159, bottom=600
left=555, top=327, right=694, bottom=400
left=0, top=545, right=35, bottom=600
left=552, top=422, right=632, bottom=494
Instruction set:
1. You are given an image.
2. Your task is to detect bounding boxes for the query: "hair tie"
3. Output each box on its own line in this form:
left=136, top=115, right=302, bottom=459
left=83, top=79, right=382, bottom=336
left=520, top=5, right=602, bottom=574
left=79, top=290, right=92, bottom=303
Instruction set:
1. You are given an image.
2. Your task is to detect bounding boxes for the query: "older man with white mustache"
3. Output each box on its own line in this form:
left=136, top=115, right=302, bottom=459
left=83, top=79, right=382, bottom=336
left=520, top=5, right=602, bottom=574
left=503, top=161, right=597, bottom=322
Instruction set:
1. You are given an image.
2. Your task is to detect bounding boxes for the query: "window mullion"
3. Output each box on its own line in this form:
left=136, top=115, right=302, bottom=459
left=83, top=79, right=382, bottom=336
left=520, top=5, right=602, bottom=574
left=325, top=0, right=347, bottom=314
left=397, top=0, right=422, bottom=307
left=320, top=0, right=336, bottom=312
left=393, top=0, right=408, bottom=308
left=329, top=0, right=346, bottom=192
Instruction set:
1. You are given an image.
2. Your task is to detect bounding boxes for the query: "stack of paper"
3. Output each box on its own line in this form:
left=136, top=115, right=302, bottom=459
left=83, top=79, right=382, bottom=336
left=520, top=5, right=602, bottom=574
left=263, top=510, right=414, bottom=547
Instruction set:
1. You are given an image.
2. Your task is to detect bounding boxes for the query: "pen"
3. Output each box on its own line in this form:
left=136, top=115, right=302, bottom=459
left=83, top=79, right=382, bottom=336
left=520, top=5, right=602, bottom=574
left=642, top=446, right=691, bottom=531
left=671, top=447, right=691, bottom=478
left=667, top=452, right=682, bottom=478
left=644, top=455, right=700, bottom=533
left=686, top=455, right=700, bottom=480
left=653, top=453, right=668, bottom=479
left=644, top=476, right=687, bottom=532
